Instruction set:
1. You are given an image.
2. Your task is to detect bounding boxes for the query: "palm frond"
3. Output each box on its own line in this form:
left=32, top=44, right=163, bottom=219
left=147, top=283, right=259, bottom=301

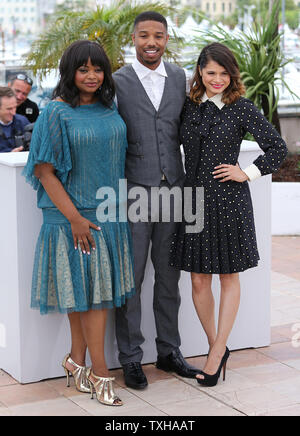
left=25, top=0, right=181, bottom=79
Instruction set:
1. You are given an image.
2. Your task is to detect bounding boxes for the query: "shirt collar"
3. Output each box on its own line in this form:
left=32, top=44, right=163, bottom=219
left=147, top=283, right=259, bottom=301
left=0, top=119, right=13, bottom=127
left=132, top=58, right=168, bottom=80
left=202, top=92, right=225, bottom=110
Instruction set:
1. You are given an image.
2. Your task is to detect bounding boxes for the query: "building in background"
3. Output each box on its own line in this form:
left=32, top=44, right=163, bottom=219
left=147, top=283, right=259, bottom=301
left=55, top=0, right=99, bottom=11
left=0, top=1, right=238, bottom=36
left=0, top=0, right=99, bottom=36
left=176, top=0, right=236, bottom=19
left=37, top=1, right=58, bottom=29
left=0, top=0, right=40, bottom=35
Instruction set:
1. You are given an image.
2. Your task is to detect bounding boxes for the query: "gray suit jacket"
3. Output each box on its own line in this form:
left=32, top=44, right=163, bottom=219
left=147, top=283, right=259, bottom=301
left=113, top=62, right=186, bottom=186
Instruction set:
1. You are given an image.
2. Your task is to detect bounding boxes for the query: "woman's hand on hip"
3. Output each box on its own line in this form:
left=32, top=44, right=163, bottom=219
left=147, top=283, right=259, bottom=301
left=212, top=164, right=249, bottom=183
left=70, top=216, right=101, bottom=254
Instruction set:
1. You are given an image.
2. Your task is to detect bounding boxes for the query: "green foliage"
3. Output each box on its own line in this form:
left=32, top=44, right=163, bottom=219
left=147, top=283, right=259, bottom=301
left=189, top=3, right=298, bottom=122
left=25, top=0, right=183, bottom=77
left=284, top=10, right=300, bottom=30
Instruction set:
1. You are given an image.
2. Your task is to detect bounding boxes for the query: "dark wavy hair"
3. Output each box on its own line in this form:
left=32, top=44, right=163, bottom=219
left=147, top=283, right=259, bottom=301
left=53, top=40, right=115, bottom=108
left=190, top=42, right=245, bottom=105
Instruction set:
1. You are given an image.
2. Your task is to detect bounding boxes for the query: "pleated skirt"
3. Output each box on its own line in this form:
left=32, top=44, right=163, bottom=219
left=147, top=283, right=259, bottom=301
left=31, top=208, right=135, bottom=315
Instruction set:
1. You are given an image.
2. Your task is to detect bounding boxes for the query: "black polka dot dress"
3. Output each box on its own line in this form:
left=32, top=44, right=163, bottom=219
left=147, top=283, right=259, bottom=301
left=170, top=96, right=287, bottom=274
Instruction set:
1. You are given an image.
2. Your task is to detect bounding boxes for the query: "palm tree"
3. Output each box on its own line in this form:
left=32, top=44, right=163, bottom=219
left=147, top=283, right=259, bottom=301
left=25, top=0, right=183, bottom=78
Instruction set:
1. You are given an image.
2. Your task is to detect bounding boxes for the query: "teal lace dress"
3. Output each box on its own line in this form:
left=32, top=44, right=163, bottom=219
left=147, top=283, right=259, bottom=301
left=23, top=101, right=135, bottom=315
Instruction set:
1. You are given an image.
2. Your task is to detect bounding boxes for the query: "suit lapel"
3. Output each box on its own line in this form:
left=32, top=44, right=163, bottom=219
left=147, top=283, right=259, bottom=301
left=157, top=62, right=171, bottom=113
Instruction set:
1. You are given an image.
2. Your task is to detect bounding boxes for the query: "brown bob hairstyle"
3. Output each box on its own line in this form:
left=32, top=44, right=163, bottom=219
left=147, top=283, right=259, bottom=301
left=190, top=42, right=245, bottom=105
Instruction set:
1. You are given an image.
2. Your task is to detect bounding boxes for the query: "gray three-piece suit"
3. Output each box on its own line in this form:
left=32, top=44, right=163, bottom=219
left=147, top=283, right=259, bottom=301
left=113, top=62, right=186, bottom=364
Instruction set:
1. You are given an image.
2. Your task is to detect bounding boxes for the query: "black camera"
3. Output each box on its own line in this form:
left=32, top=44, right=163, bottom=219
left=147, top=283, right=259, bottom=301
left=14, top=123, right=35, bottom=151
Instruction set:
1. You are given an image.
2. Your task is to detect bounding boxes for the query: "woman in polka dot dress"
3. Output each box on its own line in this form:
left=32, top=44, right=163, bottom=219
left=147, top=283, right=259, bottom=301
left=170, top=43, right=287, bottom=387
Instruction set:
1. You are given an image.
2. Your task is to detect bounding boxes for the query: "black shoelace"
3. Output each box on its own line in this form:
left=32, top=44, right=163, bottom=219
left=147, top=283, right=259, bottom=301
left=127, top=362, right=145, bottom=376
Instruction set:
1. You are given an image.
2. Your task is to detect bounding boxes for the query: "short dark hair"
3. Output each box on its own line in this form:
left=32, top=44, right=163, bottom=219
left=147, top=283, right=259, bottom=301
left=52, top=40, right=115, bottom=108
left=190, top=42, right=245, bottom=105
left=0, top=86, right=16, bottom=107
left=134, top=11, right=168, bottom=31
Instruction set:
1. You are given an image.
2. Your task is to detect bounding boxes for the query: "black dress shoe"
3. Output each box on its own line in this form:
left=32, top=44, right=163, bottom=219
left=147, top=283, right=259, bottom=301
left=156, top=348, right=201, bottom=379
left=122, top=362, right=148, bottom=390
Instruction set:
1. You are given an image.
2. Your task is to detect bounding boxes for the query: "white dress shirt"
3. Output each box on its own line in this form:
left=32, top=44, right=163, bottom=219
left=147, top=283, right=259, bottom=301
left=202, top=92, right=262, bottom=181
left=132, top=58, right=168, bottom=111
left=115, top=58, right=190, bottom=106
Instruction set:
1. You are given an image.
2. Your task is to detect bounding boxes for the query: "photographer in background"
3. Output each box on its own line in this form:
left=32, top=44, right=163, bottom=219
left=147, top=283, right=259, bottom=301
left=0, top=87, right=32, bottom=153
left=8, top=74, right=39, bottom=123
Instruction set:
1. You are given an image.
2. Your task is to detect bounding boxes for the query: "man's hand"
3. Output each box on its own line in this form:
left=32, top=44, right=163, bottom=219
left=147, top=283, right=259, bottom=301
left=11, top=146, right=24, bottom=152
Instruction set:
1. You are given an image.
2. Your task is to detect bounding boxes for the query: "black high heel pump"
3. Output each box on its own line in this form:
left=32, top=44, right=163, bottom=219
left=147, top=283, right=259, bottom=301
left=196, top=347, right=230, bottom=387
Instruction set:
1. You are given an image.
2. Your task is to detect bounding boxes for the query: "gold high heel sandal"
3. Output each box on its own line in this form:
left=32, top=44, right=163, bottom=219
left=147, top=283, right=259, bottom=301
left=86, top=368, right=123, bottom=406
left=62, top=354, right=91, bottom=393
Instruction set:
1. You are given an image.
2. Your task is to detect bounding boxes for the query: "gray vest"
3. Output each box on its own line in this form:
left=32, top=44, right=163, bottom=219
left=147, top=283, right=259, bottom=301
left=113, top=62, right=186, bottom=186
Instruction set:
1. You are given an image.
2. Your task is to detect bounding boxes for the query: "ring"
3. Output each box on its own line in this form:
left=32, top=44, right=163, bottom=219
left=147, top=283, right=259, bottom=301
left=78, top=240, right=82, bottom=242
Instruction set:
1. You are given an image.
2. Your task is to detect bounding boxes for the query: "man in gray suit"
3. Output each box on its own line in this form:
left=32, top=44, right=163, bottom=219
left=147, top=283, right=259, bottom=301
left=114, top=11, right=200, bottom=389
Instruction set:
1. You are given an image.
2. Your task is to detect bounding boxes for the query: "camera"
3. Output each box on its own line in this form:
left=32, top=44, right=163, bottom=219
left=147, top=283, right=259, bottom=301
left=14, top=123, right=35, bottom=151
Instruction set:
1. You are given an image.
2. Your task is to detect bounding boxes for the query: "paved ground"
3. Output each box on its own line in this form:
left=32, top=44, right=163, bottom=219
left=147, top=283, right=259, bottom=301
left=0, top=236, right=299, bottom=416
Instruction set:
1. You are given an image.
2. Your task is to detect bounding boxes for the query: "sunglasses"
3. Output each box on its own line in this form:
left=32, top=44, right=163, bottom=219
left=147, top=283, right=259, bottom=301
left=13, top=74, right=33, bottom=86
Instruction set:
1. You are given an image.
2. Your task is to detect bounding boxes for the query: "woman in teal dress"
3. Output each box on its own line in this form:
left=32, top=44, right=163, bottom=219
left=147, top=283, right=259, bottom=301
left=23, top=40, right=135, bottom=407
